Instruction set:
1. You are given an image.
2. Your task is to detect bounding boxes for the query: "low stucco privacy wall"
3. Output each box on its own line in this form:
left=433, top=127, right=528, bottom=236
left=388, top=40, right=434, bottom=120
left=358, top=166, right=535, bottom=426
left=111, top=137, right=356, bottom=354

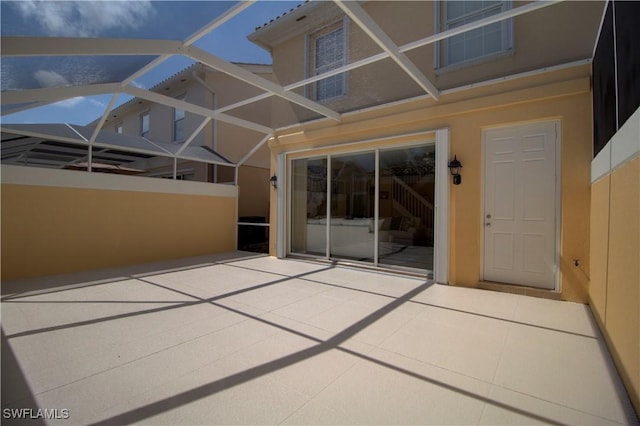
left=589, top=107, right=640, bottom=415
left=1, top=165, right=238, bottom=280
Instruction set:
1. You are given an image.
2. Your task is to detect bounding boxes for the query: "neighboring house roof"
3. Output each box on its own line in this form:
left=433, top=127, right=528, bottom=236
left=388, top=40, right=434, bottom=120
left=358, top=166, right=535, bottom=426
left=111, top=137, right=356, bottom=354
left=148, top=62, right=271, bottom=94
left=64, top=162, right=146, bottom=175
left=0, top=123, right=233, bottom=170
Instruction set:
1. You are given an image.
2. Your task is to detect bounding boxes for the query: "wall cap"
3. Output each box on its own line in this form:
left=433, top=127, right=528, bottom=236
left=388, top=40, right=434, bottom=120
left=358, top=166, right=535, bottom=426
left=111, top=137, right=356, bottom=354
left=1, top=165, right=238, bottom=198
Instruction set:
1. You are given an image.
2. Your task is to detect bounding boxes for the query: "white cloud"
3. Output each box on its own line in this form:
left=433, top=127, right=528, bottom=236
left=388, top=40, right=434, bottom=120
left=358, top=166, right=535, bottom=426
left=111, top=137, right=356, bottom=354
left=13, top=1, right=155, bottom=37
left=53, top=97, right=84, bottom=108
left=34, top=70, right=70, bottom=88
left=129, top=80, right=145, bottom=89
left=87, top=98, right=106, bottom=109
left=52, top=97, right=105, bottom=110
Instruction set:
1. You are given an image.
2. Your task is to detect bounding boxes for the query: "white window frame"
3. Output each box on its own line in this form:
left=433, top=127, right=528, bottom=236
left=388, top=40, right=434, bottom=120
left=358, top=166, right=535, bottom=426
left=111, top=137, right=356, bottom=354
left=440, top=1, right=513, bottom=69
left=173, top=96, right=186, bottom=143
left=115, top=123, right=123, bottom=134
left=140, top=112, right=150, bottom=138
left=310, top=18, right=348, bottom=102
left=140, top=111, right=151, bottom=138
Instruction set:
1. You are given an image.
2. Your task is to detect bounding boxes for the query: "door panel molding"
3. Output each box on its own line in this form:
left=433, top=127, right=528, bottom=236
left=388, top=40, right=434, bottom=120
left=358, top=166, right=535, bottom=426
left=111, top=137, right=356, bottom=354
left=481, top=120, right=560, bottom=289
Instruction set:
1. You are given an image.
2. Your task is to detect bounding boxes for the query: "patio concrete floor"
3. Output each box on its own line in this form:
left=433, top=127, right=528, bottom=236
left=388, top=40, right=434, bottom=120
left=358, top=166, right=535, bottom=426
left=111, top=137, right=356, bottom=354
left=1, top=252, right=638, bottom=425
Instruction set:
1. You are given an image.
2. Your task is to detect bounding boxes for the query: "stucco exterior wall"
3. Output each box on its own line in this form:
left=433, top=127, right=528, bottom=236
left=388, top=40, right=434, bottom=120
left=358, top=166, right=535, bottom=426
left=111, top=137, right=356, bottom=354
left=269, top=68, right=592, bottom=303
left=110, top=80, right=212, bottom=147
left=1, top=166, right=237, bottom=280
left=238, top=165, right=271, bottom=219
left=262, top=1, right=602, bottom=120
left=99, top=65, right=273, bottom=225
left=204, top=71, right=272, bottom=169
left=589, top=109, right=640, bottom=414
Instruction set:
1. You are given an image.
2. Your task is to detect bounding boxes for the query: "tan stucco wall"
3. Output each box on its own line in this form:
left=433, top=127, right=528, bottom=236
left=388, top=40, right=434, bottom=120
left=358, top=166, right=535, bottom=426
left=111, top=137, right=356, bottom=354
left=238, top=165, right=271, bottom=219
left=589, top=175, right=610, bottom=320
left=101, top=67, right=272, bottom=222
left=112, top=82, right=212, bottom=146
left=269, top=70, right=592, bottom=302
left=205, top=72, right=272, bottom=169
left=108, top=67, right=272, bottom=171
left=590, top=157, right=640, bottom=414
left=266, top=1, right=602, bottom=120
left=1, top=170, right=237, bottom=280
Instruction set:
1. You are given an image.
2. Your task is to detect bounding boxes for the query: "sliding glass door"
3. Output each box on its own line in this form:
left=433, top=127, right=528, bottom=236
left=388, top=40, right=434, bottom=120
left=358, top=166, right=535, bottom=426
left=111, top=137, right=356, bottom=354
left=378, top=146, right=435, bottom=271
left=330, top=152, right=376, bottom=262
left=291, top=157, right=327, bottom=256
left=289, top=143, right=435, bottom=272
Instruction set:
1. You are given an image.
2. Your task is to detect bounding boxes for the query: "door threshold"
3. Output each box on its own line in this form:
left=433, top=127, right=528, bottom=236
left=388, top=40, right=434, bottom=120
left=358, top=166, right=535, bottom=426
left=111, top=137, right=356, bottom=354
left=287, top=254, right=432, bottom=280
left=478, top=281, right=562, bottom=301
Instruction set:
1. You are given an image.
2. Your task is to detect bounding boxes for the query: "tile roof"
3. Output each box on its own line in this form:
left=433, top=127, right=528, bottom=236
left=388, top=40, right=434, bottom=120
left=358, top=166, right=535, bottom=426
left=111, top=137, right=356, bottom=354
left=147, top=62, right=270, bottom=93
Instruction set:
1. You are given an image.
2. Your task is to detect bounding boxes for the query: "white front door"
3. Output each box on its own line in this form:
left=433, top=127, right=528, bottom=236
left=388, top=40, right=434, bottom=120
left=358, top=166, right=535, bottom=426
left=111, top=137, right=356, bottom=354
left=483, top=121, right=558, bottom=289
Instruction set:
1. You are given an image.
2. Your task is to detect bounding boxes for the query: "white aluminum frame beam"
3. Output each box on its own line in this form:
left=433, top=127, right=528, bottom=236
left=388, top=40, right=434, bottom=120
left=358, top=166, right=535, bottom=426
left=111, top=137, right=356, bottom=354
left=2, top=40, right=341, bottom=124
left=175, top=117, right=212, bottom=156
left=334, top=0, right=440, bottom=100
left=119, top=3, right=254, bottom=90
left=88, top=93, right=121, bottom=172
left=185, top=46, right=341, bottom=122
left=0, top=37, right=183, bottom=57
left=122, top=55, right=172, bottom=87
left=183, top=1, right=256, bottom=46
left=0, top=0, right=564, bottom=144
left=0, top=126, right=233, bottom=168
left=1, top=2, right=253, bottom=57
left=193, top=71, right=274, bottom=115
left=1, top=101, right=51, bottom=117
left=236, top=134, right=272, bottom=167
left=221, top=0, right=563, bottom=115
left=124, top=85, right=273, bottom=135
left=1, top=83, right=121, bottom=106
left=400, top=0, right=563, bottom=53
left=0, top=127, right=97, bottom=150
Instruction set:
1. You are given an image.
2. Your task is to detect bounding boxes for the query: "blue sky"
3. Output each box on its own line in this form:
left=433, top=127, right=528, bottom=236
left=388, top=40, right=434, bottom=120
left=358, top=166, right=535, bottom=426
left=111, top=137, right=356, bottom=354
left=1, top=1, right=301, bottom=126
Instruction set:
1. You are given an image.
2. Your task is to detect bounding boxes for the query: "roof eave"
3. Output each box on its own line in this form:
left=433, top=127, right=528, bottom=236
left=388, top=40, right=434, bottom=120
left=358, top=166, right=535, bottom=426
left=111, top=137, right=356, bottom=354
left=247, top=1, right=327, bottom=51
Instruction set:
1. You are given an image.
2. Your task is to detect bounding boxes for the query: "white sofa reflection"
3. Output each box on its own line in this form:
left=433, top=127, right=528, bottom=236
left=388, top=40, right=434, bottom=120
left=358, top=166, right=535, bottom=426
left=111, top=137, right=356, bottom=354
left=306, top=217, right=421, bottom=259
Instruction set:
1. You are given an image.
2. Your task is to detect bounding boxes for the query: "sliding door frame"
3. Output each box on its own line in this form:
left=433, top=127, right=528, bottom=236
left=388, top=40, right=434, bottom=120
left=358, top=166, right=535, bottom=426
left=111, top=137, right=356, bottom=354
left=282, top=129, right=450, bottom=283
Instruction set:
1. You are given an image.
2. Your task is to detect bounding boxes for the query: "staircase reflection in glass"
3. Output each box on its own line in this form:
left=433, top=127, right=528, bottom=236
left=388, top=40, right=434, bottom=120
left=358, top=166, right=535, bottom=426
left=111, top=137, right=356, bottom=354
left=378, top=146, right=435, bottom=271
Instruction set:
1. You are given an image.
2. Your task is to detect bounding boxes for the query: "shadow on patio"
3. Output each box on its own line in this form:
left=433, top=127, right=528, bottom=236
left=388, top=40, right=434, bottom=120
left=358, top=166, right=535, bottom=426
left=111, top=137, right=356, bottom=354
left=2, top=252, right=637, bottom=425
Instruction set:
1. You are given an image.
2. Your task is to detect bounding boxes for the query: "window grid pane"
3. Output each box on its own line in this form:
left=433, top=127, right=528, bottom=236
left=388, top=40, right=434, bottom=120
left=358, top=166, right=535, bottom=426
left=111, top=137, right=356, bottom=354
left=174, top=101, right=185, bottom=142
left=174, top=107, right=185, bottom=121
left=445, top=1, right=508, bottom=66
left=174, top=117, right=184, bottom=142
left=141, top=113, right=149, bottom=138
left=315, top=27, right=345, bottom=101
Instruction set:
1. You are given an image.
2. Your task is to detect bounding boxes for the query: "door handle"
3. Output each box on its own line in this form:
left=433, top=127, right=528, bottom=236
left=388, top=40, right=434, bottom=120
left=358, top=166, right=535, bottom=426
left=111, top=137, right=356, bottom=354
left=485, top=222, right=491, bottom=227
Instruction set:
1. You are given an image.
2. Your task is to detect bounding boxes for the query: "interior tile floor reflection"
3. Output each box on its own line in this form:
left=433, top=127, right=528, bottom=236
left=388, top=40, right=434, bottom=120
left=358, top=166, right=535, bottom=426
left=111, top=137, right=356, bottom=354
left=2, top=252, right=638, bottom=425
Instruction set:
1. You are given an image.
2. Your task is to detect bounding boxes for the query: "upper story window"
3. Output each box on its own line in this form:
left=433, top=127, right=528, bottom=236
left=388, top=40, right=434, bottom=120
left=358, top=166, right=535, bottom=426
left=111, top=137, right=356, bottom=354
left=140, top=112, right=150, bottom=138
left=443, top=1, right=512, bottom=67
left=115, top=124, right=123, bottom=134
left=310, top=20, right=347, bottom=102
left=173, top=99, right=185, bottom=143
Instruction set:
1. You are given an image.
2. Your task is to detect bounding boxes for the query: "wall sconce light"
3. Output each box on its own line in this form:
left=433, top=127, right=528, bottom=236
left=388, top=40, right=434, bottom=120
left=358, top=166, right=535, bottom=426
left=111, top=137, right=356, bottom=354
left=269, top=175, right=278, bottom=189
left=448, top=155, right=462, bottom=185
